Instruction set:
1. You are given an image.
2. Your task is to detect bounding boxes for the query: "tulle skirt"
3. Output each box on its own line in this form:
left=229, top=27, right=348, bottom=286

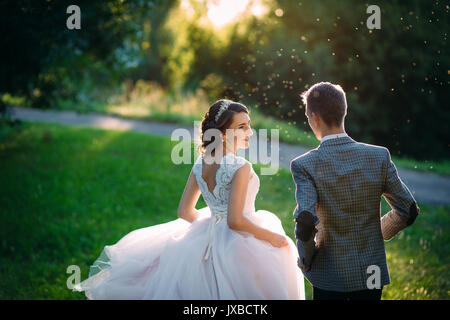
left=73, top=207, right=305, bottom=300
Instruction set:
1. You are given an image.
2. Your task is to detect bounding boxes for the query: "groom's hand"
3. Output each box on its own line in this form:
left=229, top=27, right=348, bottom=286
left=297, top=257, right=311, bottom=272
left=296, top=239, right=318, bottom=272
left=295, top=219, right=318, bottom=272
left=297, top=257, right=309, bottom=272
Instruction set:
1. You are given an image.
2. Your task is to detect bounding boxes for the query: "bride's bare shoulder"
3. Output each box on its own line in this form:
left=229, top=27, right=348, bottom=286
left=231, top=160, right=256, bottom=182
left=235, top=155, right=255, bottom=178
left=231, top=162, right=251, bottom=182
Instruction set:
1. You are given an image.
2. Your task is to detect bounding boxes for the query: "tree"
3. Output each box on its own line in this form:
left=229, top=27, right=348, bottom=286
left=0, top=0, right=167, bottom=107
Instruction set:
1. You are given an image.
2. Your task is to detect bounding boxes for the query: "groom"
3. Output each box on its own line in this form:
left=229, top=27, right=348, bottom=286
left=290, top=82, right=419, bottom=300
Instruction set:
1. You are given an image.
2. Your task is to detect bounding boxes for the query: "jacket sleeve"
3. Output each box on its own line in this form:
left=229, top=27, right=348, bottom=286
left=290, top=159, right=319, bottom=223
left=290, top=159, right=319, bottom=269
left=380, top=148, right=419, bottom=240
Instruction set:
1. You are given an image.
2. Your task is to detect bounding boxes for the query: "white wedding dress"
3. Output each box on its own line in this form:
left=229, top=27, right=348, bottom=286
left=74, top=152, right=305, bottom=299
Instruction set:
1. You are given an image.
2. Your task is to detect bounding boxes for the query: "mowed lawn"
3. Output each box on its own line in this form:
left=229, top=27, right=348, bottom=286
left=0, top=122, right=448, bottom=300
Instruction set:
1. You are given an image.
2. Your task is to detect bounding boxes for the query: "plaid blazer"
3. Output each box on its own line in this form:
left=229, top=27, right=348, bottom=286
left=290, top=135, right=419, bottom=292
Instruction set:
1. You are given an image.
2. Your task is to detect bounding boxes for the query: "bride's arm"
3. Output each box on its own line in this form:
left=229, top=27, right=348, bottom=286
left=177, top=170, right=201, bottom=223
left=227, top=163, right=287, bottom=247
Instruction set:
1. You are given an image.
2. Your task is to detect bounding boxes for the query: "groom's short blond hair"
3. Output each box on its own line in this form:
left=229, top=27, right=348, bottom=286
left=301, top=82, right=347, bottom=127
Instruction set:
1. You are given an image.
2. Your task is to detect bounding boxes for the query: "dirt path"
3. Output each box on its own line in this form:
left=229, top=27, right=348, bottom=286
left=9, top=106, right=450, bottom=206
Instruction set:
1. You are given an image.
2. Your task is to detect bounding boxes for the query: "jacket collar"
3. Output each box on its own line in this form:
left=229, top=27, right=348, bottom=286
left=318, top=135, right=356, bottom=148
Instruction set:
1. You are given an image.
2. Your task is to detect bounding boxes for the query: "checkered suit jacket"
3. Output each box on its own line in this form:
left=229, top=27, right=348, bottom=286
left=290, top=135, right=419, bottom=292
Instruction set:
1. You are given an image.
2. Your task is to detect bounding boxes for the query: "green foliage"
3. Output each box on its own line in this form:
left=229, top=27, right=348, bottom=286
left=2, top=0, right=449, bottom=160
left=182, top=0, right=449, bottom=160
left=1, top=0, right=163, bottom=107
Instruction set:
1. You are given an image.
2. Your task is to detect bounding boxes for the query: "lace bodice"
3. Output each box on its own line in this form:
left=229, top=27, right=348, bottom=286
left=192, top=152, right=260, bottom=217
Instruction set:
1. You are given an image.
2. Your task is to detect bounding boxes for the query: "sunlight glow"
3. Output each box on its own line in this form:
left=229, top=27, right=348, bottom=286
left=206, top=0, right=249, bottom=28
left=251, top=2, right=269, bottom=17
left=182, top=0, right=269, bottom=28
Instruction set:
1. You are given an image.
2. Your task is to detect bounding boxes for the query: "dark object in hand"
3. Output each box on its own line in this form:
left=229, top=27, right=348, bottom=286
left=295, top=211, right=316, bottom=241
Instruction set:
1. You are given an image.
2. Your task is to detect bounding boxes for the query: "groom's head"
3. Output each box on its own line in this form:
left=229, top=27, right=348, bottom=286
left=301, top=82, right=347, bottom=140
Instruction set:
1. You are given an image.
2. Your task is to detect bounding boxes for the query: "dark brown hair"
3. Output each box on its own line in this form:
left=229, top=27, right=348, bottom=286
left=301, top=82, right=347, bottom=127
left=199, top=99, right=249, bottom=155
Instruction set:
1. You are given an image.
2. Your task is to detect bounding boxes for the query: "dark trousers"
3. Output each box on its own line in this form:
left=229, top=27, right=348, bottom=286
left=313, top=286, right=383, bottom=300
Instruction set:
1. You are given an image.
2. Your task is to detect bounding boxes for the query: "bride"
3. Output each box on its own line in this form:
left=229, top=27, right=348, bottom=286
left=73, top=99, right=305, bottom=299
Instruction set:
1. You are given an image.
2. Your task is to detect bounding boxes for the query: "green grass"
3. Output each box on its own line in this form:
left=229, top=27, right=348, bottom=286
left=379, top=203, right=450, bottom=299
left=0, top=122, right=448, bottom=299
left=0, top=121, right=204, bottom=299
left=392, top=157, right=450, bottom=176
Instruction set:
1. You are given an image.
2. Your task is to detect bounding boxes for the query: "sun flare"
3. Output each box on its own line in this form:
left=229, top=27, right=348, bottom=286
left=207, top=0, right=249, bottom=27
left=182, top=0, right=269, bottom=28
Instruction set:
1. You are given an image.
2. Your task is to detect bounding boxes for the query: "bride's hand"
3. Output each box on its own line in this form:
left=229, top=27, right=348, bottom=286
left=268, top=232, right=289, bottom=248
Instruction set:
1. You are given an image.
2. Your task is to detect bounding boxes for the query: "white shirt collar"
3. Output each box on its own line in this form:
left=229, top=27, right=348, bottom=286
left=320, top=132, right=348, bottom=144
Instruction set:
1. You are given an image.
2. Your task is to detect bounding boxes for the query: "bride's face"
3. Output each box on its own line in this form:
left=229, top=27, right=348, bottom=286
left=223, top=112, right=253, bottom=150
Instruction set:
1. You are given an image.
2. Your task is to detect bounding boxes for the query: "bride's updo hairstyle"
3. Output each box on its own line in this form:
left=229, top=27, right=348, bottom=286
left=200, top=99, right=249, bottom=155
